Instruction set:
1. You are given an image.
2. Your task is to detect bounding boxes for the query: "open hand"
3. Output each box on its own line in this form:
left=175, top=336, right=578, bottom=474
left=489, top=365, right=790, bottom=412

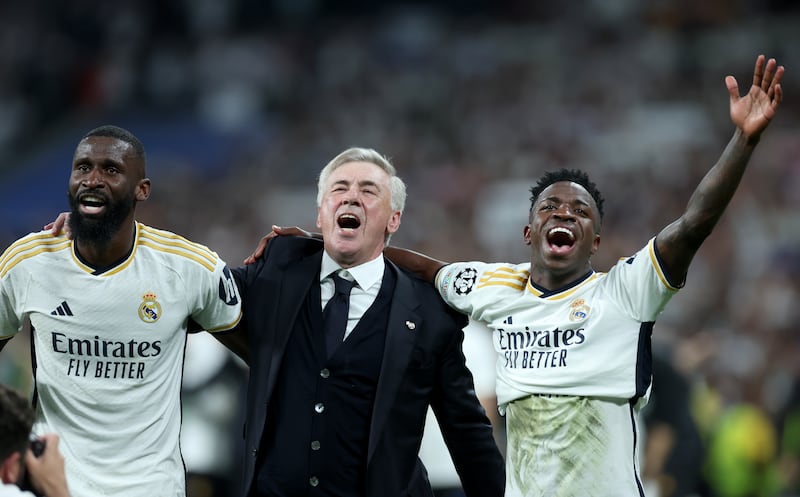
left=243, top=225, right=312, bottom=264
left=44, top=212, right=72, bottom=237
left=727, top=54, right=784, bottom=141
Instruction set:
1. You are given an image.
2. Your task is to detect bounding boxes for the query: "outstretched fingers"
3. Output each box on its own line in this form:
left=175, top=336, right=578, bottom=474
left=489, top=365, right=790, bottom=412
left=775, top=81, right=784, bottom=105
left=770, top=81, right=784, bottom=115
left=762, top=61, right=784, bottom=122
left=760, top=56, right=777, bottom=92
left=746, top=55, right=785, bottom=115
left=725, top=75, right=740, bottom=103
left=752, top=54, right=766, bottom=88
left=768, top=64, right=785, bottom=101
left=729, top=54, right=786, bottom=137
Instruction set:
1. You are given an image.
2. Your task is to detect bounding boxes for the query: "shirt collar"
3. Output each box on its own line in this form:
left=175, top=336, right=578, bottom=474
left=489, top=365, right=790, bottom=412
left=320, top=251, right=385, bottom=290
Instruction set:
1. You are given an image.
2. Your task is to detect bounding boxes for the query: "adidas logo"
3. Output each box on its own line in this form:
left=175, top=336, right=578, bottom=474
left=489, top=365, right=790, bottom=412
left=51, top=301, right=73, bottom=317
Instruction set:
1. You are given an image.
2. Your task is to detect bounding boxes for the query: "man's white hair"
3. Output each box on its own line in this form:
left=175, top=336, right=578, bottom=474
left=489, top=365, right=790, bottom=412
left=317, top=147, right=407, bottom=214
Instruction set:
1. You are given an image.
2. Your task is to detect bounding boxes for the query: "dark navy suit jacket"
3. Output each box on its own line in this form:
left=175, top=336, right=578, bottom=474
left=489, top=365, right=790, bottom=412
left=219, top=236, right=504, bottom=497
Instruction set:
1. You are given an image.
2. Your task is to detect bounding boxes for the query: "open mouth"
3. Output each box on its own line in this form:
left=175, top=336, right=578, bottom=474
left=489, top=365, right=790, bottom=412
left=337, top=213, right=361, bottom=230
left=78, top=192, right=108, bottom=215
left=546, top=227, right=575, bottom=254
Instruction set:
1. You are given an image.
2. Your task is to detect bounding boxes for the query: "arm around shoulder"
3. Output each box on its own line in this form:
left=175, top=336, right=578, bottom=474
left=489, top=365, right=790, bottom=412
left=384, top=246, right=447, bottom=283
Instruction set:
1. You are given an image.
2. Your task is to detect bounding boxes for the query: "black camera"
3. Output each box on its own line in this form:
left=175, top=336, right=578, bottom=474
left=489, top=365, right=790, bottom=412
left=29, top=437, right=45, bottom=457
left=20, top=436, right=46, bottom=497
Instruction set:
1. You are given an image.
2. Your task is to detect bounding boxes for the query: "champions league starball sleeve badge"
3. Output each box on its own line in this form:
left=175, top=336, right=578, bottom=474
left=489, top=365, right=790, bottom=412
left=452, top=267, right=478, bottom=295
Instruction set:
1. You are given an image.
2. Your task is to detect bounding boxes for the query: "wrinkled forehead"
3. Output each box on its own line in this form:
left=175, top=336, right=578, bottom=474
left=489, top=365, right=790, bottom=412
left=327, top=160, right=391, bottom=185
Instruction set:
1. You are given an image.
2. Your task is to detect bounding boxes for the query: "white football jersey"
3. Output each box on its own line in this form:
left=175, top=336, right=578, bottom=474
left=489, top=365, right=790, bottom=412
left=0, top=223, right=242, bottom=497
left=436, top=238, right=678, bottom=497
left=0, top=482, right=36, bottom=497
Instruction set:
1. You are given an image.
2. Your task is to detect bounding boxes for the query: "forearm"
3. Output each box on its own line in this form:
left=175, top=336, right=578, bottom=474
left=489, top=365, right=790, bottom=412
left=680, top=128, right=755, bottom=243
left=656, top=128, right=757, bottom=283
left=210, top=328, right=250, bottom=364
left=383, top=246, right=446, bottom=283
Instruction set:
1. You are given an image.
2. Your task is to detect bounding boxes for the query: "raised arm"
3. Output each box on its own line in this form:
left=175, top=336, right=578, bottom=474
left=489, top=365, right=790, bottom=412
left=243, top=226, right=448, bottom=284
left=383, top=246, right=447, bottom=283
left=655, top=54, right=784, bottom=285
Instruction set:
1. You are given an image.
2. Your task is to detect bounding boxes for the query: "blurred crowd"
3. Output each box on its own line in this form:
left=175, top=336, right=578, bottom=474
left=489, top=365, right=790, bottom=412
left=1, top=0, right=800, bottom=496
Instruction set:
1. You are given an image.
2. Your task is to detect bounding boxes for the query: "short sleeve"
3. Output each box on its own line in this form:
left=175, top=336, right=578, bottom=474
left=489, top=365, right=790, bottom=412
left=189, top=258, right=242, bottom=333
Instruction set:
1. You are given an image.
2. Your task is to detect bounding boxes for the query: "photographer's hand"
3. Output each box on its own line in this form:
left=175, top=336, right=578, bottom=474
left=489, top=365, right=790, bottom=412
left=24, top=434, right=71, bottom=497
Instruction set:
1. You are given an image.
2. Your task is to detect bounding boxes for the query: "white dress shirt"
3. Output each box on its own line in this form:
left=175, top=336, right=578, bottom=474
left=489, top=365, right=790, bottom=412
left=320, top=251, right=385, bottom=341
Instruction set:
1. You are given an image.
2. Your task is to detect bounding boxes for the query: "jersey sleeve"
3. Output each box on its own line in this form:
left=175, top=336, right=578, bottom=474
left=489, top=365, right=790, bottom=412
left=187, top=256, right=242, bottom=333
left=435, top=261, right=519, bottom=321
left=0, top=250, right=25, bottom=339
left=604, top=237, right=679, bottom=322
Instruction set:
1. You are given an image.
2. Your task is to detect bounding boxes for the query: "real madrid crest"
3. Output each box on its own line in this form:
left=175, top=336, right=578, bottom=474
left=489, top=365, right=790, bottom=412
left=568, top=298, right=590, bottom=322
left=138, top=292, right=162, bottom=323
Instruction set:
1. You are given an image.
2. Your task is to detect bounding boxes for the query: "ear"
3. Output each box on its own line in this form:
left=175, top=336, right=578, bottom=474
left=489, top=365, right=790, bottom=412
left=590, top=233, right=601, bottom=255
left=523, top=224, right=532, bottom=246
left=316, top=208, right=322, bottom=230
left=1, top=451, right=22, bottom=485
left=386, top=211, right=402, bottom=235
left=136, top=178, right=151, bottom=202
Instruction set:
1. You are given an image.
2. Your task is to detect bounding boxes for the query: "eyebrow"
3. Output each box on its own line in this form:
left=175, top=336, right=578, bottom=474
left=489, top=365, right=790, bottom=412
left=332, top=179, right=381, bottom=189
left=73, top=157, right=126, bottom=169
left=541, top=195, right=590, bottom=206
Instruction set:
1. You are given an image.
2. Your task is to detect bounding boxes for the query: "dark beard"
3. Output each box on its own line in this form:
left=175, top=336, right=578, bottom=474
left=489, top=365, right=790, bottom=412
left=67, top=190, right=135, bottom=250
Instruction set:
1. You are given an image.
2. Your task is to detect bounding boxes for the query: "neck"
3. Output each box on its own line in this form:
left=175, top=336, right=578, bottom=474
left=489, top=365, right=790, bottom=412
left=76, top=222, right=137, bottom=268
left=327, top=245, right=385, bottom=270
left=529, top=263, right=593, bottom=292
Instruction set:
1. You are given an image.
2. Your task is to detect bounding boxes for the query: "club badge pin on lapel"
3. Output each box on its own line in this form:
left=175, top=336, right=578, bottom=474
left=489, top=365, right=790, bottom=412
left=405, top=321, right=416, bottom=331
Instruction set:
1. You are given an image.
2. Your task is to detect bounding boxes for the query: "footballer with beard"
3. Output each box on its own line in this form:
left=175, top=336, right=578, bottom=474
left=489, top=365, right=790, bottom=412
left=0, top=125, right=242, bottom=497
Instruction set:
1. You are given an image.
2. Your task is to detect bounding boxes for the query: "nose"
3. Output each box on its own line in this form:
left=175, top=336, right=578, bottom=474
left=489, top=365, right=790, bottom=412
left=82, top=167, right=105, bottom=188
left=341, top=188, right=360, bottom=206
left=553, top=204, right=576, bottom=220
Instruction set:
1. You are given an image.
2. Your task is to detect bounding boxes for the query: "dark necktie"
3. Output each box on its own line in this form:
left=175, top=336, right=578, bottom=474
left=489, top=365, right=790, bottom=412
left=323, top=272, right=356, bottom=357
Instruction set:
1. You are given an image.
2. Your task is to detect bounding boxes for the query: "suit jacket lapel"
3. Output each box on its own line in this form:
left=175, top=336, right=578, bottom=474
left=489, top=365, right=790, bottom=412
left=368, top=262, right=421, bottom=460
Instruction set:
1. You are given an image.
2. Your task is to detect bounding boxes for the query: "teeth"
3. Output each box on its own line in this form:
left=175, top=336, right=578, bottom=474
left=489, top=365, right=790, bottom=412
left=81, top=195, right=104, bottom=203
left=548, top=227, right=574, bottom=239
left=337, top=213, right=361, bottom=230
